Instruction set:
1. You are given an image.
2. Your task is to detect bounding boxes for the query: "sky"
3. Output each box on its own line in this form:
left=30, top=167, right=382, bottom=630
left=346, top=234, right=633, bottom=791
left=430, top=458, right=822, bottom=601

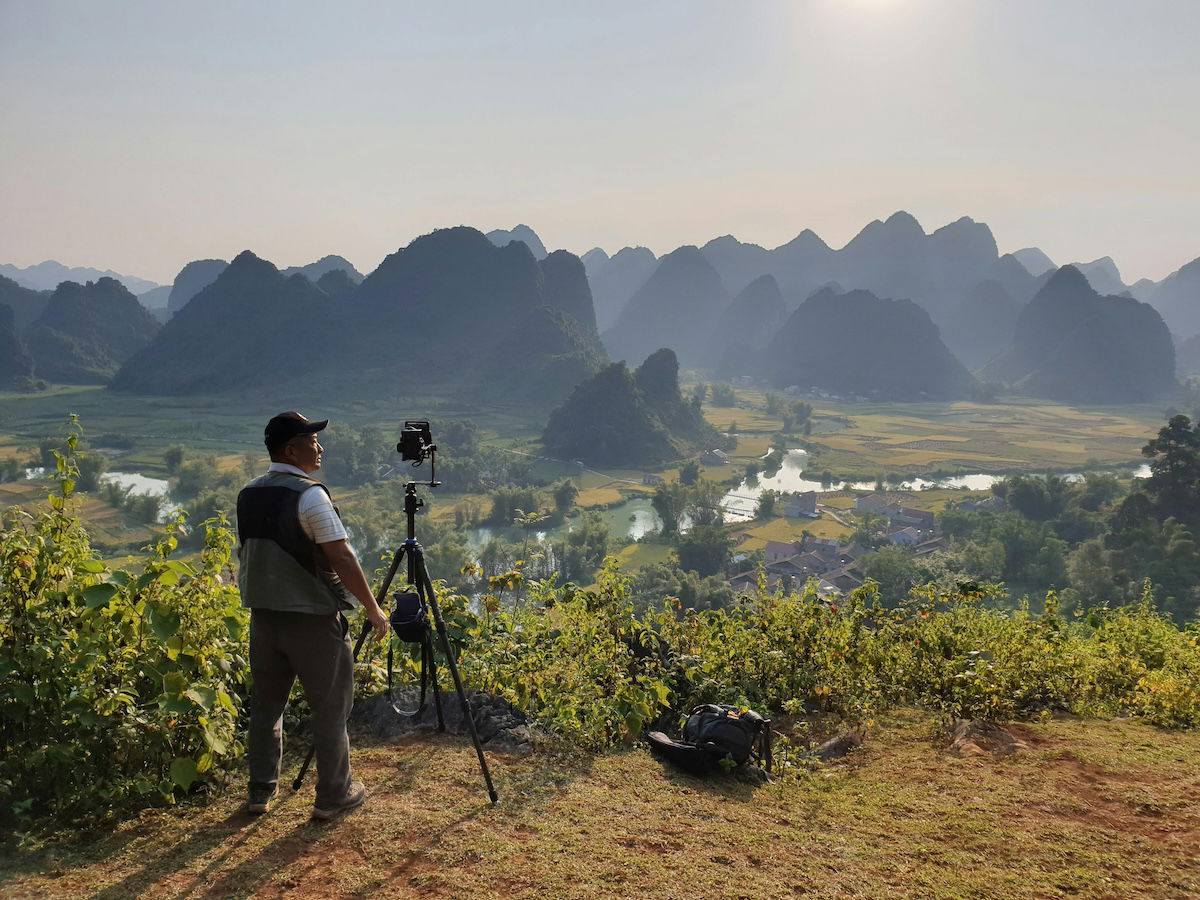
left=2, top=0, right=1198, bottom=286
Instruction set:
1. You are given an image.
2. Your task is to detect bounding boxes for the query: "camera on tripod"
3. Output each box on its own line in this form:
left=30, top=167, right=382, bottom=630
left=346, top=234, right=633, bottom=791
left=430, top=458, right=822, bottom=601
left=397, top=420, right=435, bottom=462
left=396, top=420, right=439, bottom=486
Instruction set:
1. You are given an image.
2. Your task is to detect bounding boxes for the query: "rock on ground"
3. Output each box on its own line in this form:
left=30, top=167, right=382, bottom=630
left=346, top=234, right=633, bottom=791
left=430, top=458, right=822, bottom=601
left=950, top=719, right=1030, bottom=757
left=352, top=688, right=535, bottom=753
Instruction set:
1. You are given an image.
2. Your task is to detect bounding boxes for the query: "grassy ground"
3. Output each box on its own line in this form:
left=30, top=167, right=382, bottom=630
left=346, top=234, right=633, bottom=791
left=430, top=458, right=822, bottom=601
left=736, top=514, right=854, bottom=546
left=4, top=712, right=1197, bottom=898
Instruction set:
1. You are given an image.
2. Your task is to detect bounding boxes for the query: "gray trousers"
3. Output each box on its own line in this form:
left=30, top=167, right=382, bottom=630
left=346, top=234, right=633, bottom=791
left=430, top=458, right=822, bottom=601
left=247, top=609, right=353, bottom=807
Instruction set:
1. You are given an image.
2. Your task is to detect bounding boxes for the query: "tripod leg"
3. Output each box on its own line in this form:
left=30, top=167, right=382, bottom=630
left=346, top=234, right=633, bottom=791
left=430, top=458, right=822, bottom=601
left=428, top=638, right=445, bottom=732
left=417, top=557, right=498, bottom=804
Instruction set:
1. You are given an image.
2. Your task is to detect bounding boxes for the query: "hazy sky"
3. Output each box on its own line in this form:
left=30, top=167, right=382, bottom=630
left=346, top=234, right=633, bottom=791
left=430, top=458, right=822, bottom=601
left=2, top=0, right=1198, bottom=285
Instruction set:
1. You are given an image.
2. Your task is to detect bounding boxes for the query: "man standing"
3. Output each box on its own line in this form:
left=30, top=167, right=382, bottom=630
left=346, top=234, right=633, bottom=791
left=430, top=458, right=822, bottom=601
left=236, top=411, right=388, bottom=819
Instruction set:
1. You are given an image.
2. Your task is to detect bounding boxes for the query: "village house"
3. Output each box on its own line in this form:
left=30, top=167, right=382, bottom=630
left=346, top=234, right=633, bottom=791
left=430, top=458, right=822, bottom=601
left=892, top=506, right=936, bottom=531
left=642, top=473, right=664, bottom=486
left=700, top=449, right=729, bottom=465
left=887, top=526, right=921, bottom=547
left=854, top=493, right=894, bottom=515
left=784, top=491, right=818, bottom=518
left=763, top=540, right=803, bottom=564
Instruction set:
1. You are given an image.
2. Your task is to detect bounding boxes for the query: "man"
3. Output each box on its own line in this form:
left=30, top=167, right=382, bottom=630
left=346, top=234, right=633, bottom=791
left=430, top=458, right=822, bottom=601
left=236, top=411, right=388, bottom=819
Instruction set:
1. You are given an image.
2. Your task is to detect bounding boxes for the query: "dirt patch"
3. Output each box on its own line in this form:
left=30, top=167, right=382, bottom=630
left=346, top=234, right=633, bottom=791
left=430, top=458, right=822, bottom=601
left=949, top=720, right=1030, bottom=757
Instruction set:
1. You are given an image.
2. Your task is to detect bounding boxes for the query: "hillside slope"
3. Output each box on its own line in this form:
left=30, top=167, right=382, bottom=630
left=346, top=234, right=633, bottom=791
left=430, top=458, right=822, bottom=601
left=5, top=712, right=1197, bottom=898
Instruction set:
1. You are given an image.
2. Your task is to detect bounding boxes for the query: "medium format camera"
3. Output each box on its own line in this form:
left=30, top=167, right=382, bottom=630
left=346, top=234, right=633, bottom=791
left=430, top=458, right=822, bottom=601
left=397, top=420, right=435, bottom=462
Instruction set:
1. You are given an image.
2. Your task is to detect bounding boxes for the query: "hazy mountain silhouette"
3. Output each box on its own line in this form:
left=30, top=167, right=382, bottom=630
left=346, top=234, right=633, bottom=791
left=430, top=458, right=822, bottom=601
left=988, top=253, right=1043, bottom=304
left=0, top=275, right=50, bottom=332
left=281, top=255, right=363, bottom=284
left=1128, top=278, right=1158, bottom=301
left=485, top=225, right=548, bottom=260
left=0, top=261, right=159, bottom=294
left=580, top=248, right=609, bottom=271
left=314, top=268, right=358, bottom=301
left=1176, top=334, right=1200, bottom=377
left=1148, top=256, right=1200, bottom=338
left=0, top=303, right=33, bottom=386
left=983, top=266, right=1175, bottom=403
left=26, top=278, right=161, bottom=384
left=941, top=280, right=1022, bottom=369
left=540, top=250, right=597, bottom=333
left=340, top=227, right=603, bottom=402
left=1070, top=257, right=1127, bottom=297
left=113, top=252, right=335, bottom=394
left=765, top=287, right=975, bottom=400
left=166, top=259, right=228, bottom=316
left=1011, top=248, right=1056, bottom=277
left=140, top=290, right=173, bottom=323
left=700, top=236, right=772, bottom=298
left=687, top=213, right=999, bottom=327
left=603, top=246, right=728, bottom=367
left=115, top=229, right=603, bottom=403
left=584, top=246, right=658, bottom=332
left=710, top=274, right=785, bottom=379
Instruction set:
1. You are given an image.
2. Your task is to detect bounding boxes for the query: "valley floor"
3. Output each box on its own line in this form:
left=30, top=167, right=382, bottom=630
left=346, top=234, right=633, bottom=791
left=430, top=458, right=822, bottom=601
left=4, top=712, right=1198, bottom=899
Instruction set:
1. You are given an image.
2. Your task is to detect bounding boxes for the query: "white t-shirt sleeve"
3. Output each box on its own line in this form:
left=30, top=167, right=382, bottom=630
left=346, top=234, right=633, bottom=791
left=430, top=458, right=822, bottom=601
left=297, top=485, right=348, bottom=544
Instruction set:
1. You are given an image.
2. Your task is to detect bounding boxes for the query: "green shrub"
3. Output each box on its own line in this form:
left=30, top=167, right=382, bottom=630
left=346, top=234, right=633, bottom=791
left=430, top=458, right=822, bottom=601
left=0, top=425, right=246, bottom=822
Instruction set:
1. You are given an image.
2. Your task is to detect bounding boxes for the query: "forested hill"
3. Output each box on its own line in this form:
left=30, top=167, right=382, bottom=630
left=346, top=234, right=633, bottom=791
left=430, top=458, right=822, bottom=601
left=983, top=265, right=1176, bottom=403
left=0, top=275, right=49, bottom=332
left=0, top=303, right=33, bottom=386
left=25, top=277, right=160, bottom=384
left=111, top=252, right=339, bottom=394
left=765, top=287, right=976, bottom=400
left=112, top=228, right=605, bottom=405
left=543, top=347, right=723, bottom=466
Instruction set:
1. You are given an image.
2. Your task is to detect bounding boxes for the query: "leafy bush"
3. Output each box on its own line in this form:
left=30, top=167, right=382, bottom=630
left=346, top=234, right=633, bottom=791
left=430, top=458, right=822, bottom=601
left=457, top=568, right=1200, bottom=741
left=0, top=426, right=246, bottom=822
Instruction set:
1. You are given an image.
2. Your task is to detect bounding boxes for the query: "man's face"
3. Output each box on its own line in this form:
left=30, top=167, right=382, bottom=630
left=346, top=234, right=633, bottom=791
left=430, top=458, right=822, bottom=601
left=284, top=433, right=323, bottom=474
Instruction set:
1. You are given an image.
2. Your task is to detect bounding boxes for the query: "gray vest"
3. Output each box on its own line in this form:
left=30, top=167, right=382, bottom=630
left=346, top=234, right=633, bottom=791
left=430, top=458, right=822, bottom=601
left=236, top=471, right=356, bottom=614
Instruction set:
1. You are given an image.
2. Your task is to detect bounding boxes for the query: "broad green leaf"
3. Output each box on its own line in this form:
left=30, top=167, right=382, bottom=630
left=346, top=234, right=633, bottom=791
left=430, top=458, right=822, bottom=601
left=185, top=687, right=217, bottom=711
left=83, top=583, right=119, bottom=609
left=162, top=670, right=188, bottom=695
left=78, top=559, right=106, bottom=573
left=160, top=696, right=192, bottom=716
left=148, top=604, right=181, bottom=642
left=169, top=757, right=198, bottom=790
left=203, top=724, right=228, bottom=755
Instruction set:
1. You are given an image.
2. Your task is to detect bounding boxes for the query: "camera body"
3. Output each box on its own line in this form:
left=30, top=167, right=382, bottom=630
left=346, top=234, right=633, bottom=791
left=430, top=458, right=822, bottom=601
left=397, top=420, right=435, bottom=462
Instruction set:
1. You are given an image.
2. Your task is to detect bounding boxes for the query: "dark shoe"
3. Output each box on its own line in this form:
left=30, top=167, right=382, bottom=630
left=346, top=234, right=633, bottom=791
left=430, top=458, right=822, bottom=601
left=247, top=784, right=278, bottom=815
left=312, top=781, right=366, bottom=821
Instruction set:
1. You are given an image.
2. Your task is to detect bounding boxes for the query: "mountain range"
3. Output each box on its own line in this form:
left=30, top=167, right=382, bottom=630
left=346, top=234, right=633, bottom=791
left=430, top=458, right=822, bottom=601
left=111, top=228, right=604, bottom=405
left=982, top=266, right=1176, bottom=403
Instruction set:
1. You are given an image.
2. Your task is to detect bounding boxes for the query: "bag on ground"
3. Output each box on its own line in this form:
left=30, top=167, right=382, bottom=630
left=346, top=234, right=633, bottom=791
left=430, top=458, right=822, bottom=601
left=647, top=704, right=772, bottom=776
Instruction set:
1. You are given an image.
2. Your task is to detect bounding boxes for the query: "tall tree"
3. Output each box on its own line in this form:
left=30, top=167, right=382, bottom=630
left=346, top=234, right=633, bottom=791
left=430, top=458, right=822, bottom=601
left=1142, top=415, right=1200, bottom=527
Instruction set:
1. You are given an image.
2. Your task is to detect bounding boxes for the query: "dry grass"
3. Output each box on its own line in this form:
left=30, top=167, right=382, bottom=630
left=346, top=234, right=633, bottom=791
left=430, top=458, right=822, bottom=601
left=5, top=713, right=1198, bottom=898
left=612, top=541, right=674, bottom=571
left=810, top=401, right=1159, bottom=475
left=736, top=514, right=854, bottom=546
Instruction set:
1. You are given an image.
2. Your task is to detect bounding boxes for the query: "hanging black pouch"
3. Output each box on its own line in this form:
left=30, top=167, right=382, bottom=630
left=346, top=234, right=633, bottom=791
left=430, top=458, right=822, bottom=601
left=389, top=590, right=430, bottom=643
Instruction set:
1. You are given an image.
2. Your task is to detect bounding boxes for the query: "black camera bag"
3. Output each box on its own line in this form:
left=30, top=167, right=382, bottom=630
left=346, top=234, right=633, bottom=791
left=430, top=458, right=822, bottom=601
left=389, top=590, right=430, bottom=643
left=647, top=704, right=772, bottom=776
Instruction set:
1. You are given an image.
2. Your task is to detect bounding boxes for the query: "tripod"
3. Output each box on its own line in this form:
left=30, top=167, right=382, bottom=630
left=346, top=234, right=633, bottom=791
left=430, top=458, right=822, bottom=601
left=293, top=479, right=498, bottom=805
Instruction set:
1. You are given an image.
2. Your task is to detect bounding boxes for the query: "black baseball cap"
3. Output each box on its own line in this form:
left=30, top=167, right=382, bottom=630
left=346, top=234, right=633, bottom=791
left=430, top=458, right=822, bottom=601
left=264, top=411, right=328, bottom=450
